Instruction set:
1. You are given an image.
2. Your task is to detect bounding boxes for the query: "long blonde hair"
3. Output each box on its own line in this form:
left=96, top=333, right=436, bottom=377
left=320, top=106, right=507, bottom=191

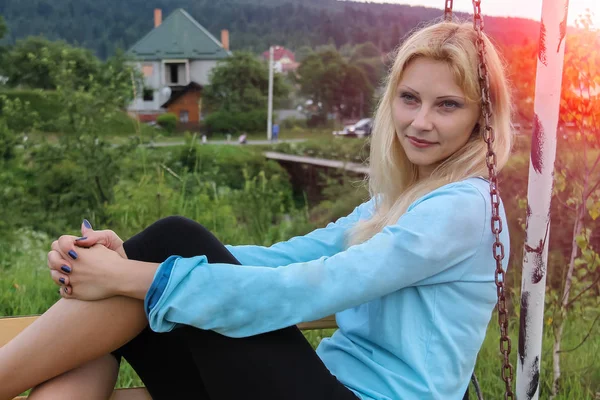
left=348, top=20, right=513, bottom=246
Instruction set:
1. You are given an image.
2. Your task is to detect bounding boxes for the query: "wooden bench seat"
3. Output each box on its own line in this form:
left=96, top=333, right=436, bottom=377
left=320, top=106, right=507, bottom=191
left=1, top=315, right=338, bottom=399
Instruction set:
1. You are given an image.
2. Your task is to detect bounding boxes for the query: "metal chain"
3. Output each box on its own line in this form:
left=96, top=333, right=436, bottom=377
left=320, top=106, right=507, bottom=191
left=470, top=1, right=515, bottom=398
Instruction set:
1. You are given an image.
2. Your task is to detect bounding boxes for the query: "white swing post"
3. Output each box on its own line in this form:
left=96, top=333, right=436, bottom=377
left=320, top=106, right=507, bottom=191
left=516, top=1, right=569, bottom=399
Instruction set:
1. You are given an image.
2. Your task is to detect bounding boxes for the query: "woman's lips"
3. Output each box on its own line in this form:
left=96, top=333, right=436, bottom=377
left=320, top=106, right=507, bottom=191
left=407, top=136, right=437, bottom=148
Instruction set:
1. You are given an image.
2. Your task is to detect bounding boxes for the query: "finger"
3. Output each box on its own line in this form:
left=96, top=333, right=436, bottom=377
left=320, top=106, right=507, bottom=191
left=47, top=250, right=72, bottom=274
left=58, top=235, right=80, bottom=260
left=50, top=270, right=70, bottom=287
left=81, top=219, right=93, bottom=235
left=60, top=285, right=73, bottom=299
left=73, top=231, right=105, bottom=249
left=76, top=219, right=95, bottom=247
left=51, top=239, right=70, bottom=261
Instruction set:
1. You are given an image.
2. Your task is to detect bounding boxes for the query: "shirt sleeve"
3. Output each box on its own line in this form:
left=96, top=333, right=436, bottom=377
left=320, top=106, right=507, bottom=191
left=145, top=182, right=487, bottom=337
left=224, top=199, right=374, bottom=267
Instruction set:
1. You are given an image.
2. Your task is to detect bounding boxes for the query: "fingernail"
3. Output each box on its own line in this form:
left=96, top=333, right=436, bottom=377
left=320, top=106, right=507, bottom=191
left=75, top=236, right=88, bottom=241
left=64, top=287, right=68, bottom=294
left=68, top=250, right=78, bottom=260
left=59, top=277, right=66, bottom=284
left=83, top=219, right=92, bottom=229
left=61, top=265, right=72, bottom=273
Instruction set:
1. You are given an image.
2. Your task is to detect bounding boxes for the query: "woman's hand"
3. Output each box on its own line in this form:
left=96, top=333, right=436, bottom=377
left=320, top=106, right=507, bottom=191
left=74, top=219, right=127, bottom=259
left=48, top=234, right=126, bottom=301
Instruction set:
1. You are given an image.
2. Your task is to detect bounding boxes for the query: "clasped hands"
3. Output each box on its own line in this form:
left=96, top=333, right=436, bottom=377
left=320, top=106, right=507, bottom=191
left=47, top=220, right=128, bottom=301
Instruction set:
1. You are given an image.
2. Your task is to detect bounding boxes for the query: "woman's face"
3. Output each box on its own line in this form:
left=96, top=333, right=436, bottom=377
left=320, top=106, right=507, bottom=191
left=392, top=57, right=480, bottom=178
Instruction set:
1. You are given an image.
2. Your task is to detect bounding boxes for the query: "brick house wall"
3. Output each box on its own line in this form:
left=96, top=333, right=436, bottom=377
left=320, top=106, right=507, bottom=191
left=166, top=90, right=202, bottom=127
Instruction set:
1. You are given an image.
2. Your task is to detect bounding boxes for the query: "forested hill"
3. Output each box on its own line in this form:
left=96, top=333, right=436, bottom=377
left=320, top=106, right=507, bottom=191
left=0, top=0, right=540, bottom=59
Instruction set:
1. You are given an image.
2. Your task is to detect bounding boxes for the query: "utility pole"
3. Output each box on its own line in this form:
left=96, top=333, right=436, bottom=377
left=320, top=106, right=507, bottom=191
left=267, top=46, right=274, bottom=141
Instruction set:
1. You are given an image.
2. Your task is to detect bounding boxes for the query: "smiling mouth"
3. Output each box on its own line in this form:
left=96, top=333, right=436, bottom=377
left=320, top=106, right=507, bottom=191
left=406, top=136, right=437, bottom=145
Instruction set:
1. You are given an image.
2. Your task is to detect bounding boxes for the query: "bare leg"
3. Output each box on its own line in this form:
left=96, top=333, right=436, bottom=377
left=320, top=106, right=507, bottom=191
left=0, top=296, right=147, bottom=400
left=28, top=354, right=118, bottom=400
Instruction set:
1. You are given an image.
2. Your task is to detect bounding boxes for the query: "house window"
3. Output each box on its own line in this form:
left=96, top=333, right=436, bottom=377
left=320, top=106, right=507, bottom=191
left=143, top=88, right=154, bottom=101
left=142, top=65, right=154, bottom=77
left=165, top=62, right=187, bottom=85
left=180, top=110, right=189, bottom=123
left=170, top=65, right=179, bottom=85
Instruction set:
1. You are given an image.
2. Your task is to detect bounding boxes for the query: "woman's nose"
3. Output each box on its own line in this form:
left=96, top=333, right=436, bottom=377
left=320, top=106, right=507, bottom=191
left=410, top=107, right=434, bottom=131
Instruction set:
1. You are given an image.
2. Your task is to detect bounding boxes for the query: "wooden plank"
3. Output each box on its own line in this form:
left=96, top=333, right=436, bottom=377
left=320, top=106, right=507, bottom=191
left=14, top=387, right=151, bottom=400
left=0, top=316, right=37, bottom=347
left=298, top=315, right=337, bottom=330
left=264, top=151, right=369, bottom=174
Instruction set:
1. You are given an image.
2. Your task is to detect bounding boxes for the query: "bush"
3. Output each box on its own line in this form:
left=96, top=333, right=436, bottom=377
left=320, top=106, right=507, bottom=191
left=0, top=89, right=148, bottom=136
left=171, top=143, right=289, bottom=190
left=205, top=110, right=268, bottom=134
left=307, top=113, right=328, bottom=128
left=280, top=117, right=307, bottom=130
left=156, top=113, right=177, bottom=133
left=0, top=90, right=61, bottom=131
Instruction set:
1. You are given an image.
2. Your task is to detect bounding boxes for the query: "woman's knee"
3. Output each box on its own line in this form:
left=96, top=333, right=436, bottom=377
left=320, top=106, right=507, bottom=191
left=143, top=216, right=211, bottom=241
left=125, top=215, right=230, bottom=263
left=153, top=215, right=201, bottom=231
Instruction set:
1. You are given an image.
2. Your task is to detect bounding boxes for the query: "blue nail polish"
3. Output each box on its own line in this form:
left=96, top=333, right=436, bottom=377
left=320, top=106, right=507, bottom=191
left=75, top=236, right=88, bottom=241
left=64, top=287, right=68, bottom=294
left=59, top=277, right=66, bottom=284
left=83, top=219, right=92, bottom=229
left=68, top=250, right=78, bottom=260
left=61, top=265, right=71, bottom=273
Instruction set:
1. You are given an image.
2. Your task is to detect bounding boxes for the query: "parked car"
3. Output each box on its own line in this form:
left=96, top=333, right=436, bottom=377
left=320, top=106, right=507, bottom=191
left=333, top=118, right=373, bottom=138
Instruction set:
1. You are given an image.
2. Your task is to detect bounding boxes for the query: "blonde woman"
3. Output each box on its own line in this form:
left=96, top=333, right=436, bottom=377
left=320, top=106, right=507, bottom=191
left=0, top=20, right=512, bottom=400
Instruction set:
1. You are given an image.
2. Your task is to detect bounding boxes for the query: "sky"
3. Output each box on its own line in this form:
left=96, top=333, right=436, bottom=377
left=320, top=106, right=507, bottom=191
left=355, top=0, right=600, bottom=27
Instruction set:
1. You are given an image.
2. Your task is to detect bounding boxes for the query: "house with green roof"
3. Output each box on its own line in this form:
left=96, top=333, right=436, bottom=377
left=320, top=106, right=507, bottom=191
left=127, top=8, right=230, bottom=127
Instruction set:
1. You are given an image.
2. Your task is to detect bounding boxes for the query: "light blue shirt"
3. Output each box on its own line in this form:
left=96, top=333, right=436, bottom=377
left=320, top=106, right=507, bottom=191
left=145, top=177, right=509, bottom=399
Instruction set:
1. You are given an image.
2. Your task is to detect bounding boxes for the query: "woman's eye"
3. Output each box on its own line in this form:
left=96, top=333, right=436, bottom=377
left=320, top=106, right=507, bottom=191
left=400, top=93, right=418, bottom=103
left=440, top=100, right=461, bottom=109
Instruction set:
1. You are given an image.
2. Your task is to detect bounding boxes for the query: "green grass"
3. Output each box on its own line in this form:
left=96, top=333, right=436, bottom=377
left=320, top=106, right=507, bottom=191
left=471, top=315, right=600, bottom=399
left=1, top=230, right=598, bottom=397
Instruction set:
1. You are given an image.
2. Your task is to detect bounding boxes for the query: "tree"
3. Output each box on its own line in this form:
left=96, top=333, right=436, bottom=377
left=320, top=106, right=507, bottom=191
left=0, top=15, right=7, bottom=40
left=23, top=52, right=139, bottom=234
left=297, top=50, right=343, bottom=117
left=295, top=45, right=314, bottom=63
left=203, top=51, right=289, bottom=113
left=350, top=42, right=381, bottom=62
left=48, top=52, right=139, bottom=135
left=548, top=12, right=600, bottom=399
left=0, top=15, right=8, bottom=76
left=2, top=37, right=101, bottom=90
left=297, top=49, right=373, bottom=121
left=354, top=58, right=385, bottom=92
left=338, top=64, right=373, bottom=119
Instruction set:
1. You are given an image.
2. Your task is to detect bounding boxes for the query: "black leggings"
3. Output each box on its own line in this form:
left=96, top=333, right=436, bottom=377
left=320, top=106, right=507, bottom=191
left=111, top=216, right=359, bottom=400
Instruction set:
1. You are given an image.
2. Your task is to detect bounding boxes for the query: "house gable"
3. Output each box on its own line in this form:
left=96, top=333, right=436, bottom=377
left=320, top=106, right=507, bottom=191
left=127, top=9, right=230, bottom=61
